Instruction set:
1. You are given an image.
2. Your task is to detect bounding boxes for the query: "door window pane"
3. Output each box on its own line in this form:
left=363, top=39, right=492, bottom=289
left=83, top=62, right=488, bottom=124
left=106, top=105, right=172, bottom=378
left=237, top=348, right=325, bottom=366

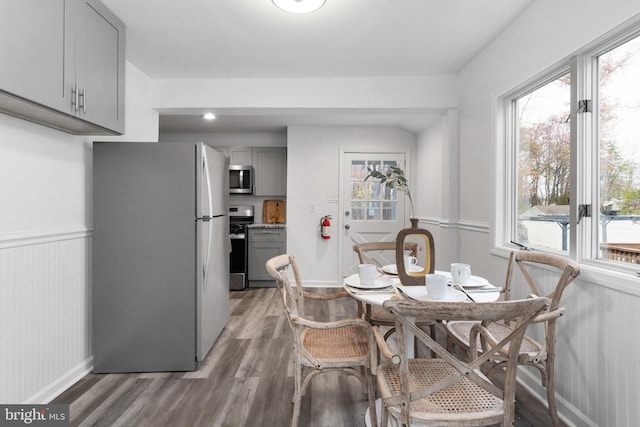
left=514, top=73, right=572, bottom=251
left=598, top=36, right=640, bottom=264
left=350, top=159, right=398, bottom=221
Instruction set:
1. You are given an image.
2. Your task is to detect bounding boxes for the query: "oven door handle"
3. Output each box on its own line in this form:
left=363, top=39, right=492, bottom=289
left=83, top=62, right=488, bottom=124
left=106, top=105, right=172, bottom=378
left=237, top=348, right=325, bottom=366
left=230, top=233, right=246, bottom=239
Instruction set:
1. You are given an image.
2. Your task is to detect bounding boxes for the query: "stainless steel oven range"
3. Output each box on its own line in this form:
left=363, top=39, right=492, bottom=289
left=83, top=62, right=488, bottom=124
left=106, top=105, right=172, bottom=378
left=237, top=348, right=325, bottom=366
left=229, top=205, right=254, bottom=290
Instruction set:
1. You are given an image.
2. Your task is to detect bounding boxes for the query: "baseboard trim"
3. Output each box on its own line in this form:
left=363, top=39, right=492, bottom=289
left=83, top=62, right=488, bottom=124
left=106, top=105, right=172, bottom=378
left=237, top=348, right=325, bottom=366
left=27, top=357, right=93, bottom=404
left=517, top=368, right=597, bottom=427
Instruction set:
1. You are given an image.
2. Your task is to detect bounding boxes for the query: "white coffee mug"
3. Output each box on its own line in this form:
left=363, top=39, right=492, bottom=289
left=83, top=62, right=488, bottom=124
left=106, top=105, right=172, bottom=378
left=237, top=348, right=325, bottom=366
left=451, top=263, right=472, bottom=284
left=358, top=264, right=377, bottom=286
left=403, top=255, right=418, bottom=271
left=426, top=274, right=448, bottom=299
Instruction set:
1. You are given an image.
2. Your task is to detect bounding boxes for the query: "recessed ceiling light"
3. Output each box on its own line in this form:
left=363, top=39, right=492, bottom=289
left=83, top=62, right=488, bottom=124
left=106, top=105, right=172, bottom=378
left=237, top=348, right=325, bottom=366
left=272, top=0, right=326, bottom=14
left=203, top=113, right=216, bottom=120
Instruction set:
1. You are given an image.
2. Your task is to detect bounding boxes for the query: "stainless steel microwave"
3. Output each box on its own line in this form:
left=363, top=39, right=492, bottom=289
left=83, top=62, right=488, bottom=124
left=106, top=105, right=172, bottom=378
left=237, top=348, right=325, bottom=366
left=229, top=165, right=254, bottom=194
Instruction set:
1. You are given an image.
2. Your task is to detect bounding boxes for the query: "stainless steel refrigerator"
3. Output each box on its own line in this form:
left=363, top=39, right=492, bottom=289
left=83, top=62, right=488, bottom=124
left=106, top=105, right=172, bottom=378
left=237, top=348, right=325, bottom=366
left=92, top=142, right=229, bottom=373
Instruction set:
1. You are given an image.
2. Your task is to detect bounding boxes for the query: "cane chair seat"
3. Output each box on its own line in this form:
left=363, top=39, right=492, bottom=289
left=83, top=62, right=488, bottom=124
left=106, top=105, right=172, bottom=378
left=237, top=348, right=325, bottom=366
left=302, top=325, right=369, bottom=362
left=374, top=297, right=550, bottom=427
left=378, top=359, right=503, bottom=418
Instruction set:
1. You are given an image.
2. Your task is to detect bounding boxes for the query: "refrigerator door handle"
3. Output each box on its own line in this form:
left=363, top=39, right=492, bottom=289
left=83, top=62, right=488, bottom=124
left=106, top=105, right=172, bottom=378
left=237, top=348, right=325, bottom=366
left=201, top=150, right=214, bottom=291
left=202, top=149, right=214, bottom=219
left=203, top=220, right=212, bottom=291
left=202, top=214, right=224, bottom=290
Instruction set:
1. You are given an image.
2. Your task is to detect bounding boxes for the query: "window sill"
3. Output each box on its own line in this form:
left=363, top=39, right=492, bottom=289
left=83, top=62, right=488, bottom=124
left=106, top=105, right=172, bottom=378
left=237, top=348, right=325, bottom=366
left=491, top=246, right=640, bottom=298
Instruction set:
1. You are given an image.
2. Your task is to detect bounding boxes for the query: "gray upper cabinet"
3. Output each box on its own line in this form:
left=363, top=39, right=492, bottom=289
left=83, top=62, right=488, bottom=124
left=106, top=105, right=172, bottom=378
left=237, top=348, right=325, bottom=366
left=253, top=147, right=287, bottom=196
left=228, top=146, right=253, bottom=166
left=0, top=0, right=125, bottom=135
left=1, top=0, right=73, bottom=113
left=75, top=0, right=125, bottom=133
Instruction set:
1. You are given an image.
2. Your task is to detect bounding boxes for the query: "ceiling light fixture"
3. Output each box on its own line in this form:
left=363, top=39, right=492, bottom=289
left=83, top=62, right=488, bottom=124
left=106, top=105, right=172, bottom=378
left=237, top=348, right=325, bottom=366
left=203, top=113, right=216, bottom=120
left=272, top=0, right=326, bottom=14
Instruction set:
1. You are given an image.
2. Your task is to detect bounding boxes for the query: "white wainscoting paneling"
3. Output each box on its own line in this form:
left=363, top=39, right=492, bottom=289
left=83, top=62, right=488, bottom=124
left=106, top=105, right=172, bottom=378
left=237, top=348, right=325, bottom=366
left=0, top=229, right=92, bottom=403
left=458, top=225, right=640, bottom=427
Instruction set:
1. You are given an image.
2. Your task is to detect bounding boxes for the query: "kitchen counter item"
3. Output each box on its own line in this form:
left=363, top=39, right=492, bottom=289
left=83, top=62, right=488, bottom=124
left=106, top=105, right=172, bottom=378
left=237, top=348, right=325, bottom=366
left=248, top=223, right=286, bottom=229
left=263, top=199, right=285, bottom=224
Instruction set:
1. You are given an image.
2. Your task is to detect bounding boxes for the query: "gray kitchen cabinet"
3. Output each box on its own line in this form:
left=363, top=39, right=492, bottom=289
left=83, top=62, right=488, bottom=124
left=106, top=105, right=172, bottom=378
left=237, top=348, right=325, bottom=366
left=75, top=0, right=125, bottom=133
left=228, top=146, right=253, bottom=165
left=253, top=147, right=287, bottom=196
left=0, top=0, right=125, bottom=135
left=214, top=146, right=253, bottom=165
left=248, top=227, right=286, bottom=286
left=0, top=0, right=73, bottom=113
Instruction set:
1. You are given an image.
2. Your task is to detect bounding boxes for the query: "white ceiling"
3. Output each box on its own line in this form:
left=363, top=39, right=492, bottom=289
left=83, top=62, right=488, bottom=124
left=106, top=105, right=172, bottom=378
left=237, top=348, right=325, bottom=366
left=101, top=0, right=533, bottom=134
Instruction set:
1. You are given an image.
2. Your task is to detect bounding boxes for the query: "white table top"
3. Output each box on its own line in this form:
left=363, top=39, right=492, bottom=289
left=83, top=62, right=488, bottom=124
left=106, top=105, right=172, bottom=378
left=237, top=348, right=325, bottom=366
left=343, top=269, right=501, bottom=305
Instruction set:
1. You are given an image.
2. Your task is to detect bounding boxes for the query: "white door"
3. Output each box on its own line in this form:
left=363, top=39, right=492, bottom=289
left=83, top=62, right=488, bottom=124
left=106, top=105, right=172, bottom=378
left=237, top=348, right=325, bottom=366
left=341, top=152, right=408, bottom=277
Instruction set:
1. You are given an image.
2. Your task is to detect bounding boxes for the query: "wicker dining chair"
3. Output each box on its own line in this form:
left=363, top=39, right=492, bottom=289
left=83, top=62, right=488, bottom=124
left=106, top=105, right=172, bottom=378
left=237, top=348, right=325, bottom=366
left=374, top=296, right=549, bottom=427
left=265, top=254, right=376, bottom=427
left=353, top=241, right=436, bottom=347
left=445, top=250, right=580, bottom=427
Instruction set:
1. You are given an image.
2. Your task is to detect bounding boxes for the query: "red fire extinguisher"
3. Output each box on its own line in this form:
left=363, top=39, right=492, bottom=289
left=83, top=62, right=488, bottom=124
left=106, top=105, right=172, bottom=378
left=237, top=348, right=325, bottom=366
left=321, top=215, right=331, bottom=239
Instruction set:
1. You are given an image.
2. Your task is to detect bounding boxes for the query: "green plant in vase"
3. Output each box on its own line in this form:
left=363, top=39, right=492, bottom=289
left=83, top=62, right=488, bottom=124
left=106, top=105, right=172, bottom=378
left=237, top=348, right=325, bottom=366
left=366, top=165, right=434, bottom=285
left=365, top=165, right=415, bottom=219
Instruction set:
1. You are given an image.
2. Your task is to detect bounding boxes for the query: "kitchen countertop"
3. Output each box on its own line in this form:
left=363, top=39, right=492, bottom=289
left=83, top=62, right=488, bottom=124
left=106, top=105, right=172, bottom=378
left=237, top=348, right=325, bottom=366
left=248, top=223, right=286, bottom=229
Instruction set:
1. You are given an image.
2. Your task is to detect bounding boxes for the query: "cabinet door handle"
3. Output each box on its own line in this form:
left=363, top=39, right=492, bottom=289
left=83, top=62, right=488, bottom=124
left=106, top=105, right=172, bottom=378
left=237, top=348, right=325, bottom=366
left=79, top=88, right=86, bottom=113
left=71, top=85, right=79, bottom=111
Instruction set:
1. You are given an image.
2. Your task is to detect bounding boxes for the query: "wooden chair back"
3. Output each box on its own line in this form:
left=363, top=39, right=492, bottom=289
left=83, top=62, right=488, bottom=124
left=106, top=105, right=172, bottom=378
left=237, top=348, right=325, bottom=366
left=381, top=297, right=549, bottom=426
left=495, top=250, right=580, bottom=426
left=265, top=253, right=305, bottom=320
left=505, top=250, right=581, bottom=314
left=353, top=241, right=421, bottom=268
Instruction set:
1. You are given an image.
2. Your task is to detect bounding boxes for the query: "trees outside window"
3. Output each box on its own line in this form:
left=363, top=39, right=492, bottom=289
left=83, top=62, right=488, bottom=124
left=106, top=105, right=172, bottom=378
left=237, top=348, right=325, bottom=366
left=514, top=73, right=571, bottom=251
left=503, top=27, right=640, bottom=267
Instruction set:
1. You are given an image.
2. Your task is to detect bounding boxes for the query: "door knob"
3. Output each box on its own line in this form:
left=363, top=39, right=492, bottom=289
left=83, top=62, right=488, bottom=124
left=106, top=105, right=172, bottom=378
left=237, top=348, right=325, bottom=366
left=345, top=224, right=350, bottom=230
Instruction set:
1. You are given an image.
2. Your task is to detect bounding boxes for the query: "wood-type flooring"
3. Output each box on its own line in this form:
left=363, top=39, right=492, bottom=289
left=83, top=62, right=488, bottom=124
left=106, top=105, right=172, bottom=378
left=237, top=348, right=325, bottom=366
left=53, top=287, right=559, bottom=426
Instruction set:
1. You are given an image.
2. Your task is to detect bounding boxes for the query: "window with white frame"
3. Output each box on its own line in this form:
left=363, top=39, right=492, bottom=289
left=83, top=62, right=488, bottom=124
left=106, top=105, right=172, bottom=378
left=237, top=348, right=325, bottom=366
left=501, top=21, right=640, bottom=269
left=510, top=70, right=572, bottom=253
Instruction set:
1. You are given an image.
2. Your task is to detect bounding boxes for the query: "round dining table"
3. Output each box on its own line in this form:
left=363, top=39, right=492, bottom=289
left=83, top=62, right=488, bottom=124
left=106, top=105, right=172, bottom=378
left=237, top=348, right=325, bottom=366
left=343, top=269, right=502, bottom=357
left=343, top=267, right=502, bottom=427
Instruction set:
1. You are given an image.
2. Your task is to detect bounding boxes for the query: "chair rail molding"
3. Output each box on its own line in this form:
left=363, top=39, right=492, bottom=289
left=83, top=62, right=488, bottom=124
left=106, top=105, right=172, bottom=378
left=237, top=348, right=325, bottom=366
left=0, top=226, right=92, bottom=249
left=416, top=216, right=490, bottom=234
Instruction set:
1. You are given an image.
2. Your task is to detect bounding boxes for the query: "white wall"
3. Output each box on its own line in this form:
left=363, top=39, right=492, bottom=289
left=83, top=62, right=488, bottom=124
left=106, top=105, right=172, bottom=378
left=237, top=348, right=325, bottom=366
left=415, top=110, right=459, bottom=270
left=0, top=61, right=156, bottom=403
left=455, top=1, right=640, bottom=426
left=152, top=75, right=457, bottom=111
left=286, top=126, right=416, bottom=284
left=0, top=117, right=90, bottom=235
left=0, top=115, right=93, bottom=406
left=159, top=131, right=285, bottom=147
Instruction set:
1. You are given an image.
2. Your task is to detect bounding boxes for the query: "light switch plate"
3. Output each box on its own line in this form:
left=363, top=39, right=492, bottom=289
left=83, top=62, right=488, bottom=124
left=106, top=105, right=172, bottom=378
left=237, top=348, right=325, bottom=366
left=327, top=194, right=339, bottom=203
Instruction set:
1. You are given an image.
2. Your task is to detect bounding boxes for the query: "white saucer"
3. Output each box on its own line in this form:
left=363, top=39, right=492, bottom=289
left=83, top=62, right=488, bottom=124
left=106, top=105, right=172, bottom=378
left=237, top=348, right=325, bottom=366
left=344, top=275, right=391, bottom=289
left=400, top=286, right=467, bottom=302
left=381, top=264, right=423, bottom=275
left=456, top=276, right=490, bottom=288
